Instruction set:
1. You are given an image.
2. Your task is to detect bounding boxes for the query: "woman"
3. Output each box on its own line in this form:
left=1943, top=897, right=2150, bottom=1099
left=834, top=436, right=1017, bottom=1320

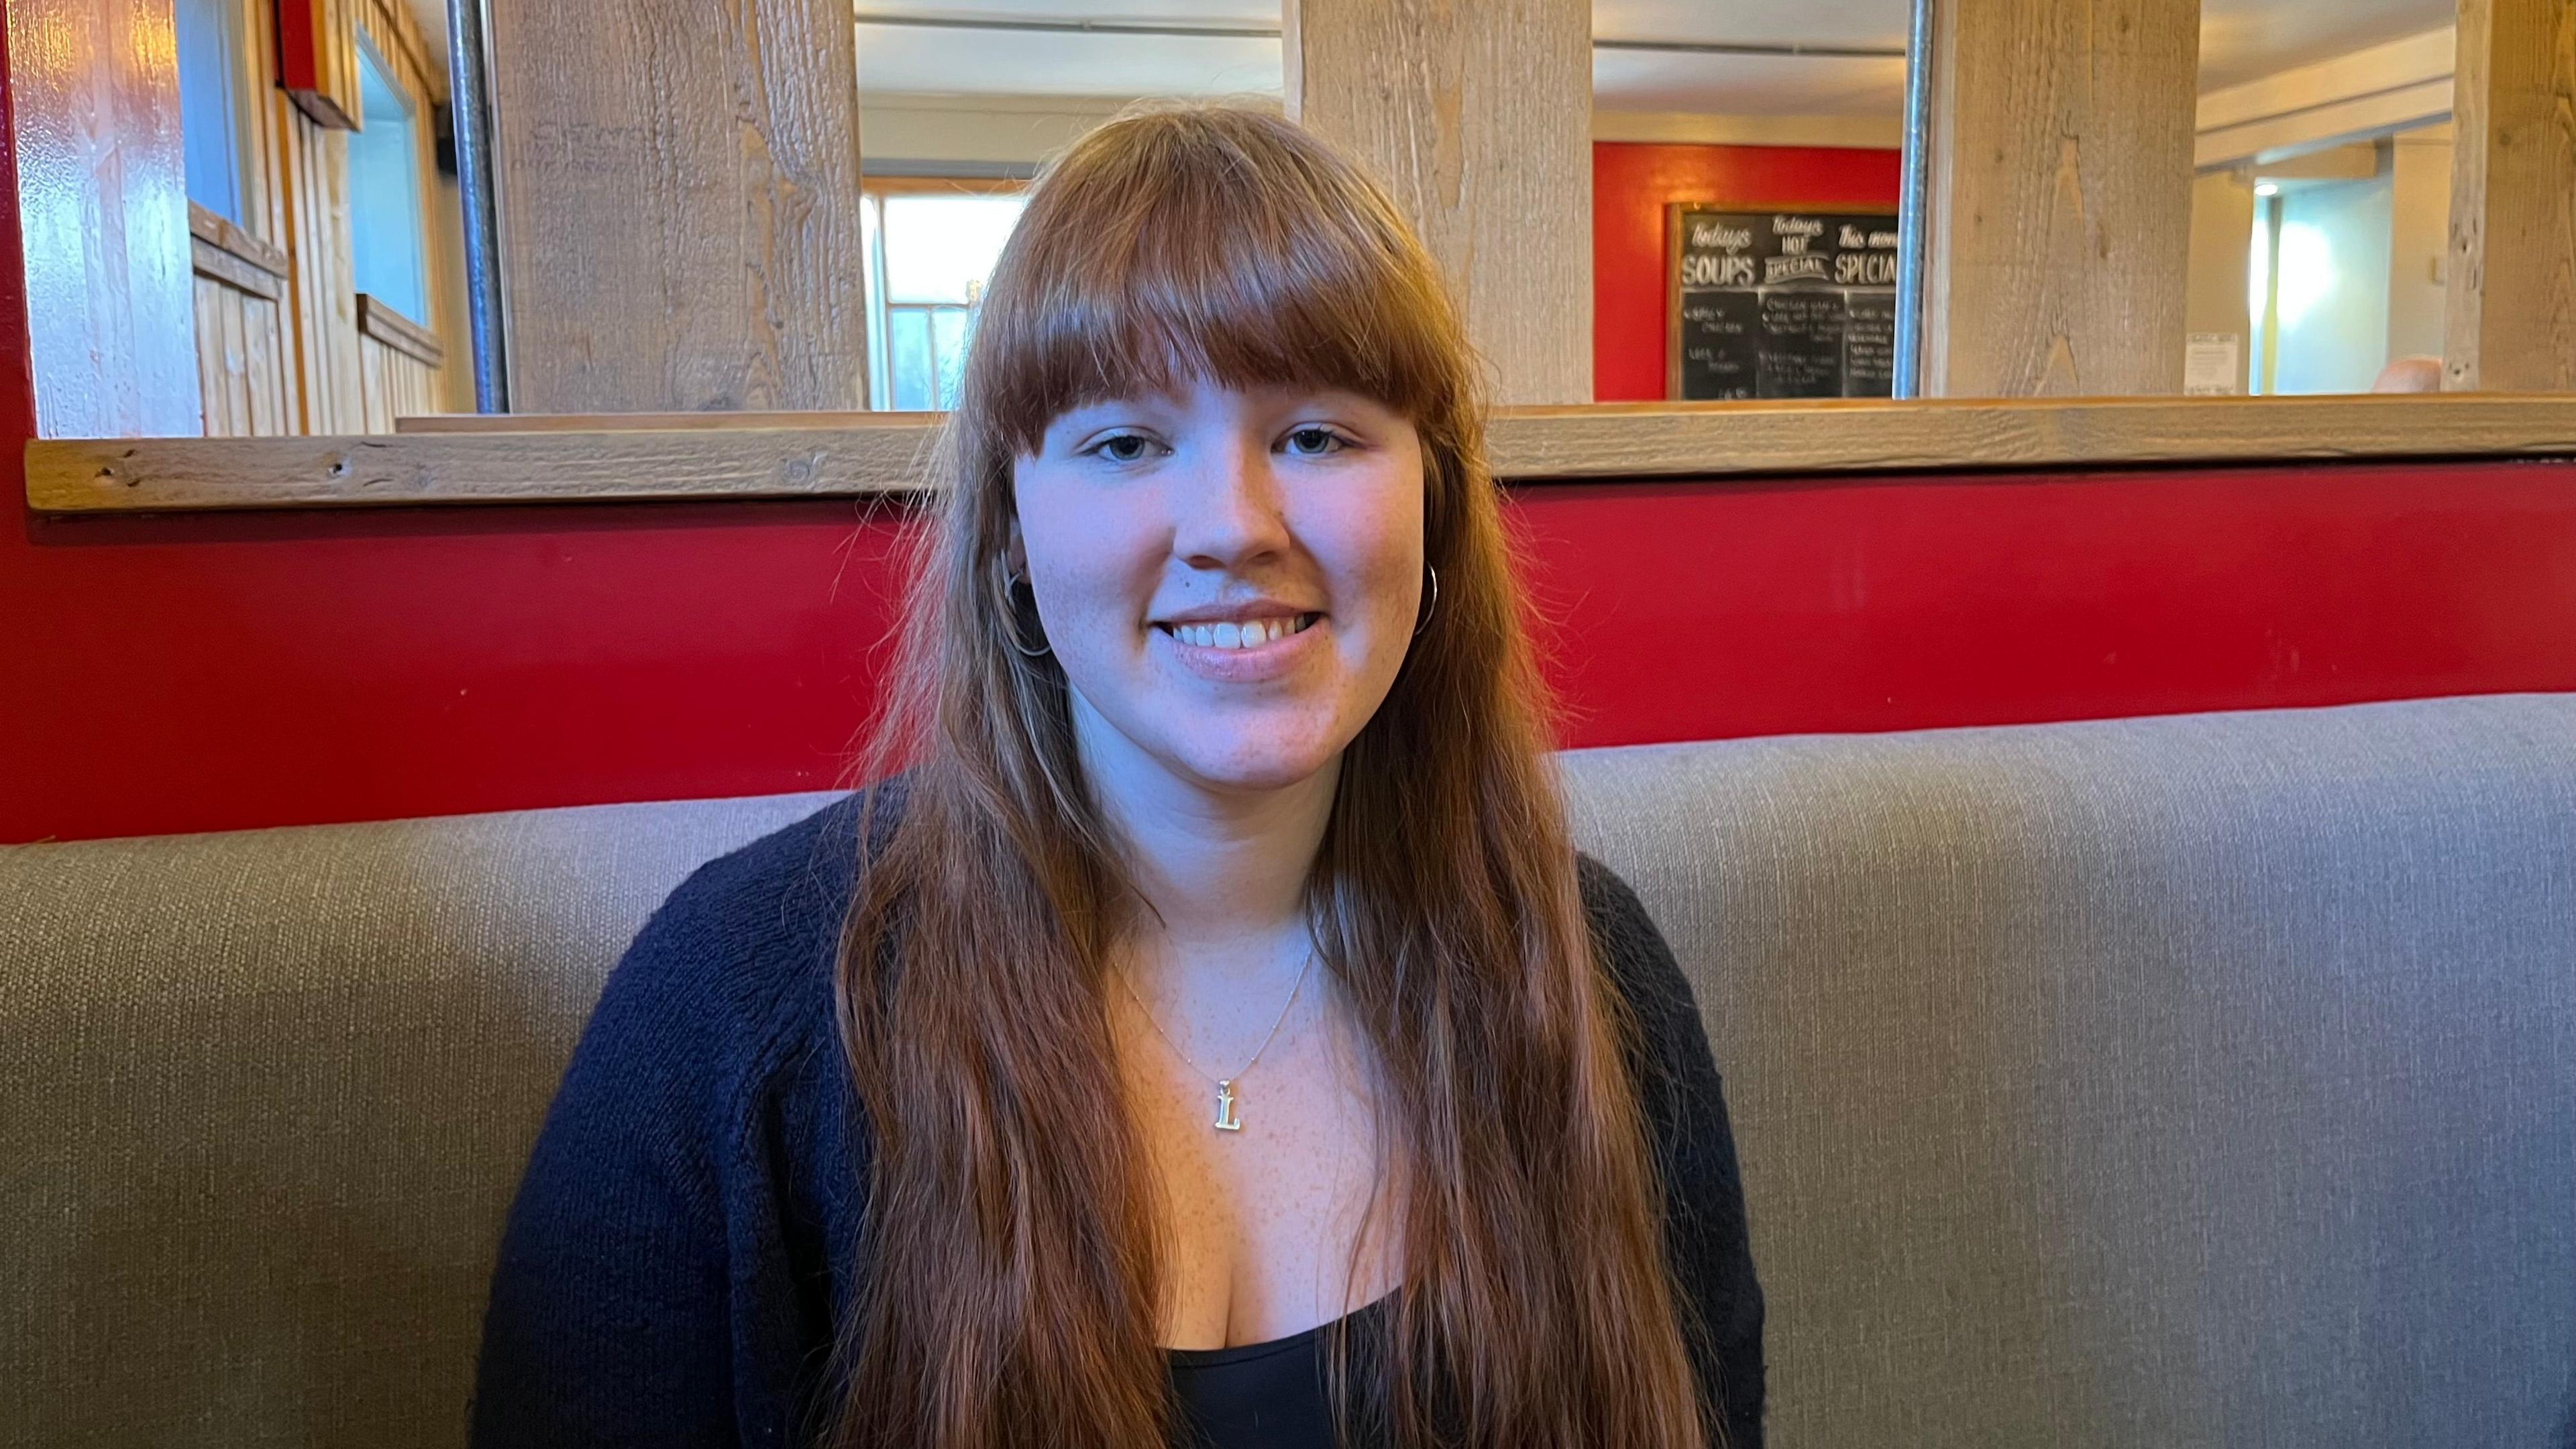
left=472, top=103, right=1764, bottom=1449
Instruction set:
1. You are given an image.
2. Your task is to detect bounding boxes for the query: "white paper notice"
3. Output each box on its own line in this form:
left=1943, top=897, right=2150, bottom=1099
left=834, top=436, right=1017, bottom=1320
left=2186, top=333, right=2243, bottom=396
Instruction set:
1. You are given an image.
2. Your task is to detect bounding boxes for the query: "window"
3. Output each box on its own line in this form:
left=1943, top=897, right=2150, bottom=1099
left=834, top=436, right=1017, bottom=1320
left=174, top=0, right=252, bottom=221
left=864, top=187, right=1028, bottom=411
left=348, top=38, right=427, bottom=323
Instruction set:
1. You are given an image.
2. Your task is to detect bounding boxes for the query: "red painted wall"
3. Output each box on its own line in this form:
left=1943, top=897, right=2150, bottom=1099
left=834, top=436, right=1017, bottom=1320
left=11, top=460, right=2576, bottom=845
left=1591, top=141, right=1904, bottom=402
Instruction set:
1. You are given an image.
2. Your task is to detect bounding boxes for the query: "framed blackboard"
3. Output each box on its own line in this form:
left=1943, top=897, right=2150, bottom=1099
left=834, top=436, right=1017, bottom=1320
left=1665, top=204, right=1901, bottom=402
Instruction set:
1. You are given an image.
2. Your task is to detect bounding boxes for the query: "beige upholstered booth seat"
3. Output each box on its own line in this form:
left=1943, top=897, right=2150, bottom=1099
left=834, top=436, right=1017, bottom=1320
left=6, top=694, right=2573, bottom=1447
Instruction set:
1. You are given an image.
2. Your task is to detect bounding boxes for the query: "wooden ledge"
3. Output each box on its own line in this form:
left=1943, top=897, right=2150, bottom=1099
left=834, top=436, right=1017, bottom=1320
left=356, top=295, right=445, bottom=368
left=26, top=394, right=2576, bottom=514
left=187, top=202, right=290, bottom=303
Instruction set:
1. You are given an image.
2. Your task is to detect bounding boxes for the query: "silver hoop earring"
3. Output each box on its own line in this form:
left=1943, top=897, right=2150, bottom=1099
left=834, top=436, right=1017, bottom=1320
left=1413, top=564, right=1440, bottom=638
left=999, top=568, right=1053, bottom=658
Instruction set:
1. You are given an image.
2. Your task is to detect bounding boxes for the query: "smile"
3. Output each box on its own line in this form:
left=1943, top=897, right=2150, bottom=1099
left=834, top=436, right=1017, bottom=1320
left=1154, top=613, right=1323, bottom=651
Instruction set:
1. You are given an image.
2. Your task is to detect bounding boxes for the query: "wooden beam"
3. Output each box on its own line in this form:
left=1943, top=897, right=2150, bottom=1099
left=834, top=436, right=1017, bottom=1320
left=5, top=0, right=203, bottom=437
left=2194, top=27, right=2456, bottom=170
left=31, top=395, right=2576, bottom=513
left=482, top=0, right=869, bottom=413
left=356, top=295, right=443, bottom=368
left=2446, top=0, right=2576, bottom=392
left=1921, top=0, right=2203, bottom=396
left=1283, top=0, right=1594, bottom=406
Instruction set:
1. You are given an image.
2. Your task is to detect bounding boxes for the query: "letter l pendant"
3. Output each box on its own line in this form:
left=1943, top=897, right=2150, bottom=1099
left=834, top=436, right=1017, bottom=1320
left=1212, top=1080, right=1242, bottom=1132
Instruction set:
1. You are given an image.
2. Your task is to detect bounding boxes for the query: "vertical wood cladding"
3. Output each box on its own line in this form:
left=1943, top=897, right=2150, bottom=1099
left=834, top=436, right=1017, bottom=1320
left=483, top=0, right=871, bottom=413
left=1921, top=0, right=2202, bottom=396
left=1285, top=0, right=1596, bottom=407
left=2446, top=0, right=2576, bottom=391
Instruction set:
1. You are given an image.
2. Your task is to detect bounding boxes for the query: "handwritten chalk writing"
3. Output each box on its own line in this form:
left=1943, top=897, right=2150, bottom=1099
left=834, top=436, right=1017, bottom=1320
left=1672, top=207, right=1898, bottom=403
left=1764, top=254, right=1832, bottom=285
left=1835, top=252, right=1899, bottom=286
left=1681, top=254, right=1759, bottom=288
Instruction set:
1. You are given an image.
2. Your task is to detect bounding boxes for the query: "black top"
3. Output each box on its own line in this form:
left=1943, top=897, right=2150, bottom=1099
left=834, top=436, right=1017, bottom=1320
left=470, top=785, right=1764, bottom=1447
left=1167, top=1296, right=1391, bottom=1448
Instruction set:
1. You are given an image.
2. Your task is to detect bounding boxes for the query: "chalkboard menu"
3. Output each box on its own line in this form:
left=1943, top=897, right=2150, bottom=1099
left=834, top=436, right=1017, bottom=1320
left=1666, top=205, right=1901, bottom=401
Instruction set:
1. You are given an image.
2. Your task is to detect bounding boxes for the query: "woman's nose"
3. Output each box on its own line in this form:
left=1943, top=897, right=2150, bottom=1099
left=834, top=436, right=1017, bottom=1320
left=1171, top=436, right=1290, bottom=568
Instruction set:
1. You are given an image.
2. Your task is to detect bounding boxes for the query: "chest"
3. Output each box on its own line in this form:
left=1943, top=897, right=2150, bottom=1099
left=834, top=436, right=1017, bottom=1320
left=1108, top=983, right=1400, bottom=1350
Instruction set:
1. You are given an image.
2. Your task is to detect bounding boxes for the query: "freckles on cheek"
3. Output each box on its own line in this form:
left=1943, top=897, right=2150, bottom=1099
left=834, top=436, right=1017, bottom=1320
left=1318, top=492, right=1424, bottom=625
left=1019, top=484, right=1164, bottom=634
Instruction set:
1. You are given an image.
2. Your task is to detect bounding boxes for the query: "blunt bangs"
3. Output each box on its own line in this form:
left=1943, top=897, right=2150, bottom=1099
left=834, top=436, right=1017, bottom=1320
left=963, top=107, right=1468, bottom=460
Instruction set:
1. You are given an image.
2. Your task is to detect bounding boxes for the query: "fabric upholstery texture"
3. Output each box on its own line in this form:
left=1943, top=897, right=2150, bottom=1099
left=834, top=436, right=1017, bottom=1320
left=5, top=694, right=2572, bottom=1446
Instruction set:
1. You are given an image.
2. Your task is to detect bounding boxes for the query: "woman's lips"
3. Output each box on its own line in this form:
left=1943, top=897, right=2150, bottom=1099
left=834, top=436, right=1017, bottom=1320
left=1152, top=612, right=1328, bottom=683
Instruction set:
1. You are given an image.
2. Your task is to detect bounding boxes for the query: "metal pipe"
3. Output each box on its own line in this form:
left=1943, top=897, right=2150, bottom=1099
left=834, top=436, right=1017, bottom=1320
left=850, top=11, right=1909, bottom=59
left=447, top=0, right=509, bottom=413
left=1892, top=0, right=1936, bottom=399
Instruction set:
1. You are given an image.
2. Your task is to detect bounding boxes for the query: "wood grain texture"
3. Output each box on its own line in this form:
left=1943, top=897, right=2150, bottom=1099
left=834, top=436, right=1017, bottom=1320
left=189, top=274, right=293, bottom=437
left=353, top=0, right=468, bottom=411
left=277, top=102, right=366, bottom=433
left=2447, top=0, right=2576, bottom=392
left=1922, top=0, right=2202, bottom=396
left=394, top=409, right=937, bottom=433
left=484, top=0, right=869, bottom=413
left=1284, top=0, right=1594, bottom=406
left=354, top=0, right=438, bottom=103
left=188, top=201, right=290, bottom=278
left=213, top=0, right=304, bottom=433
left=191, top=234, right=283, bottom=301
left=356, top=294, right=442, bottom=366
left=7, top=0, right=204, bottom=436
left=32, top=395, right=2576, bottom=513
left=357, top=335, right=438, bottom=431
left=28, top=424, right=942, bottom=510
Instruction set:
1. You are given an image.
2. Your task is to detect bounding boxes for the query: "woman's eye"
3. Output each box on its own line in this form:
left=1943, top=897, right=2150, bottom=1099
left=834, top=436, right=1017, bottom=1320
left=1283, top=427, right=1350, bottom=458
left=1086, top=434, right=1157, bottom=464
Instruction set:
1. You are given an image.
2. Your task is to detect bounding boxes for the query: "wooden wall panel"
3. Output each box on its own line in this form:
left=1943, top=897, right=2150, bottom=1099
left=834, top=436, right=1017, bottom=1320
left=1283, top=0, right=1595, bottom=407
left=188, top=205, right=293, bottom=435
left=357, top=292, right=443, bottom=431
left=354, top=0, right=468, bottom=413
left=190, top=276, right=295, bottom=437
left=277, top=103, right=367, bottom=433
left=484, top=0, right=870, bottom=413
left=1921, top=0, right=2203, bottom=396
left=6, top=0, right=203, bottom=435
left=2446, top=0, right=2576, bottom=392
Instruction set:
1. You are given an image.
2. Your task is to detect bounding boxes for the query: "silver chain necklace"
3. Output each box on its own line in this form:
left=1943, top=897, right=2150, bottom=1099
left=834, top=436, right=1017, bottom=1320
left=1113, top=953, right=1315, bottom=1133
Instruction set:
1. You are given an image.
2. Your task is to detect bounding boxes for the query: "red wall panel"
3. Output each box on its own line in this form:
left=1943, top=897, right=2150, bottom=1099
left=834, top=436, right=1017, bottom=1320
left=1591, top=141, right=1904, bottom=402
left=10, top=462, right=2576, bottom=845
left=1508, top=466, right=2576, bottom=741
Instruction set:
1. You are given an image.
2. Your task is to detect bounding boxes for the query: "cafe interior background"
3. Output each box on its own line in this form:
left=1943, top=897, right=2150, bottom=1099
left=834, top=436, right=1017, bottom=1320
left=3, top=0, right=2573, bottom=1445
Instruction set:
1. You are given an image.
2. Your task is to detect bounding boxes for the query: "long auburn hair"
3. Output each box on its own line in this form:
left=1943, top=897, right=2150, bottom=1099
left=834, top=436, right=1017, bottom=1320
left=831, top=102, right=1712, bottom=1449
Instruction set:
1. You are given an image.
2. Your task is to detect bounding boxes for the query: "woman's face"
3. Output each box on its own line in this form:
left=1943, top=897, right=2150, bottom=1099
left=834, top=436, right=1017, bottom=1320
left=1011, top=376, right=1426, bottom=798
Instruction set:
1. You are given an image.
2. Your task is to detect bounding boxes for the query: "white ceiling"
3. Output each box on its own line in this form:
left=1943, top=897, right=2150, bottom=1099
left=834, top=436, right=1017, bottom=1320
left=851, top=0, right=2456, bottom=114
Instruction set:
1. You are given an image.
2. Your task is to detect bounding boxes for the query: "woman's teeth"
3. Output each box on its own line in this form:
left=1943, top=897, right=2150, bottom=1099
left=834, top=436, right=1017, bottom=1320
left=1166, top=614, right=1316, bottom=650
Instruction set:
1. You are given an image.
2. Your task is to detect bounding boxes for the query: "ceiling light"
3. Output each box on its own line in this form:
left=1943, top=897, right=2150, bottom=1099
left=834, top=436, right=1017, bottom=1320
left=2255, top=183, right=2279, bottom=197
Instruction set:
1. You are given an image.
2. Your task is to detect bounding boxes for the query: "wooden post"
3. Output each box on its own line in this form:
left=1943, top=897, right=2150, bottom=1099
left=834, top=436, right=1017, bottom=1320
left=1283, top=0, right=1594, bottom=406
left=2445, top=0, right=2576, bottom=392
left=483, top=0, right=869, bottom=413
left=1919, top=0, right=2203, bottom=396
left=4, top=0, right=202, bottom=436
